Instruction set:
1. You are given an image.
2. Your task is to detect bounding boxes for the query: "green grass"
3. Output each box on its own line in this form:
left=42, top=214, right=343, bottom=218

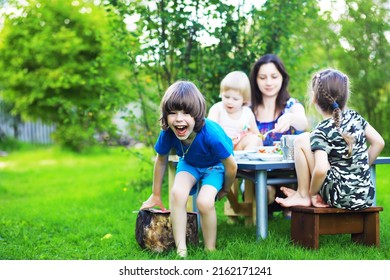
left=0, top=145, right=389, bottom=260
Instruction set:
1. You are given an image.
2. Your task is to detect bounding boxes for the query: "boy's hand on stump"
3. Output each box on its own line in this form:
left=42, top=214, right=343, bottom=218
left=140, top=194, right=166, bottom=211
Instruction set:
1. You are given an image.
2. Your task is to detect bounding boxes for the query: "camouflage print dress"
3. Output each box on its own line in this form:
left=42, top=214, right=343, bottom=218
left=310, top=109, right=374, bottom=210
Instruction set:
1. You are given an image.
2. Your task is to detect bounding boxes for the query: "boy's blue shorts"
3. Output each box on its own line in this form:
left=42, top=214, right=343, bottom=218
left=176, top=159, right=225, bottom=195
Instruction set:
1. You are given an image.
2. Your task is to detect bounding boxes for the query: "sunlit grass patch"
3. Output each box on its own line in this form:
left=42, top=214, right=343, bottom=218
left=0, top=145, right=389, bottom=260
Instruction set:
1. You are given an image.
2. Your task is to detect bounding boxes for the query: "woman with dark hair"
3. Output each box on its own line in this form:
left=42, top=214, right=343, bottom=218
left=249, top=54, right=309, bottom=217
left=249, top=54, right=308, bottom=144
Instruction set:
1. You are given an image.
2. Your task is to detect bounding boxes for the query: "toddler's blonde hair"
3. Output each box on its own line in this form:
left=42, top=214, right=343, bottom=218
left=220, top=71, right=251, bottom=105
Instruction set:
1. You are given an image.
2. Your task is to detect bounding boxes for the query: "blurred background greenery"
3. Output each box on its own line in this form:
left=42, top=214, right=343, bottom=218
left=0, top=0, right=389, bottom=153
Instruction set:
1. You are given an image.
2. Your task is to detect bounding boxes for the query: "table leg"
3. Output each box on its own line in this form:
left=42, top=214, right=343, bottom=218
left=255, top=170, right=268, bottom=240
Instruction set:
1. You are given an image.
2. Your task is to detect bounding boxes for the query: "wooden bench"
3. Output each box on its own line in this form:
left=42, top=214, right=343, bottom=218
left=224, top=179, right=256, bottom=226
left=290, top=206, right=383, bottom=249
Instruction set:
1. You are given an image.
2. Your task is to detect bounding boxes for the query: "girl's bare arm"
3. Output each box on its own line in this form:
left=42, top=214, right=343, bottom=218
left=365, top=124, right=385, bottom=166
left=309, top=150, right=329, bottom=196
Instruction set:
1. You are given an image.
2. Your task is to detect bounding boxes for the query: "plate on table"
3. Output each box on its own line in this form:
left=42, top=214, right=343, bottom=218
left=247, top=153, right=283, bottom=161
left=233, top=150, right=256, bottom=161
left=258, top=154, right=283, bottom=161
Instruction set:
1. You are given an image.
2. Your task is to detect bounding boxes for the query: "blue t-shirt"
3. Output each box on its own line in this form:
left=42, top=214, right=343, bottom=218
left=155, top=119, right=233, bottom=168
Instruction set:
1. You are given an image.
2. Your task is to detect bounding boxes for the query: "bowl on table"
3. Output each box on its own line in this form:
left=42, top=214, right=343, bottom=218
left=245, top=146, right=283, bottom=161
left=257, top=146, right=281, bottom=155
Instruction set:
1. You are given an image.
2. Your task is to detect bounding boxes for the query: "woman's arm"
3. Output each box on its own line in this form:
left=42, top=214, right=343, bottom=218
left=275, top=103, right=309, bottom=133
left=365, top=124, right=385, bottom=166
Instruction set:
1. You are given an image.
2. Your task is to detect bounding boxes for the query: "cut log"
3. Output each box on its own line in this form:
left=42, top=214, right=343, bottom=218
left=135, top=209, right=198, bottom=253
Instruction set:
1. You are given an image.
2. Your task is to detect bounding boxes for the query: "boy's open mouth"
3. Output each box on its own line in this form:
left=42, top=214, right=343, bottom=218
left=175, top=125, right=187, bottom=137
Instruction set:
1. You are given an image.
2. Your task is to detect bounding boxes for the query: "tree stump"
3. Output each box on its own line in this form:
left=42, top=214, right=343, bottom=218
left=135, top=209, right=198, bottom=253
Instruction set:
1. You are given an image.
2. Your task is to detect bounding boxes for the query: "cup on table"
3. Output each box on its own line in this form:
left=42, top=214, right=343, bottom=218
left=280, top=135, right=298, bottom=161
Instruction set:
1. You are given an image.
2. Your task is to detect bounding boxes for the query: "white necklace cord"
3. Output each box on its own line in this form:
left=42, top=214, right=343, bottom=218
left=180, top=138, right=195, bottom=159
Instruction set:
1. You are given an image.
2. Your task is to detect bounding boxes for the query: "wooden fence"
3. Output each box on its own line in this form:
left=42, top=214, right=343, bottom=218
left=0, top=112, right=55, bottom=144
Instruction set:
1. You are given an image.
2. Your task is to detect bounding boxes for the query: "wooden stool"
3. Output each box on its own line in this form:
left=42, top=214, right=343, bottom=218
left=290, top=206, right=383, bottom=249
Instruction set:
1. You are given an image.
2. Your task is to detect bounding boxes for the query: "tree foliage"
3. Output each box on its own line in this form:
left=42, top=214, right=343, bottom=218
left=333, top=0, right=390, bottom=147
left=0, top=0, right=133, bottom=151
left=1, top=0, right=389, bottom=153
left=117, top=0, right=322, bottom=142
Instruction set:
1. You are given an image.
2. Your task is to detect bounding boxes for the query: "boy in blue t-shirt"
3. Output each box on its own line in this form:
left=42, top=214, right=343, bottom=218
left=140, top=81, right=237, bottom=258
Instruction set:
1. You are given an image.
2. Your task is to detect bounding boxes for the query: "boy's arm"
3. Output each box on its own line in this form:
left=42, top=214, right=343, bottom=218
left=140, top=153, right=168, bottom=210
left=365, top=124, right=385, bottom=166
left=217, top=155, right=237, bottom=200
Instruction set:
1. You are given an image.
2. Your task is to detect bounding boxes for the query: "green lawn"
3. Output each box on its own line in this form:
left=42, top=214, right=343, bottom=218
left=0, top=145, right=389, bottom=260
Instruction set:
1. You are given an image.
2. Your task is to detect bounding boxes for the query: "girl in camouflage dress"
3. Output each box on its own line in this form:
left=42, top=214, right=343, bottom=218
left=275, top=69, right=384, bottom=210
